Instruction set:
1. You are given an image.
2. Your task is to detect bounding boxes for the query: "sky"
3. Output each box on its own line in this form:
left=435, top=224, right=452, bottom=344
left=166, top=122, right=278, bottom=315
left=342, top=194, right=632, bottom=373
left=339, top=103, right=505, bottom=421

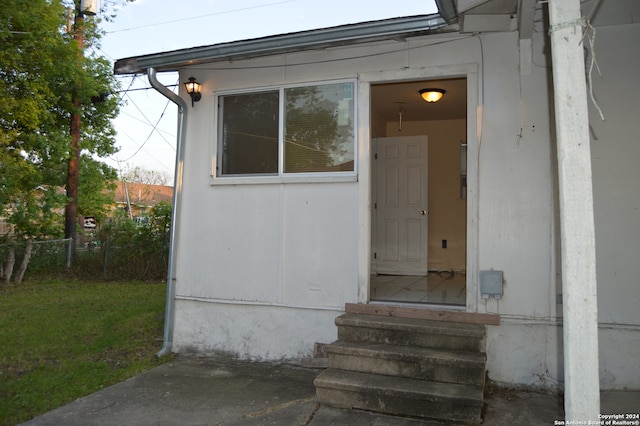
left=98, top=0, right=439, bottom=183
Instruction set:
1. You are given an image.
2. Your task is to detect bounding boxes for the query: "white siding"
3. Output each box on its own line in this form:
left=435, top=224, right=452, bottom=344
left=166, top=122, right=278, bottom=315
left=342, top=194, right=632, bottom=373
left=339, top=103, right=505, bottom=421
left=170, top=20, right=640, bottom=390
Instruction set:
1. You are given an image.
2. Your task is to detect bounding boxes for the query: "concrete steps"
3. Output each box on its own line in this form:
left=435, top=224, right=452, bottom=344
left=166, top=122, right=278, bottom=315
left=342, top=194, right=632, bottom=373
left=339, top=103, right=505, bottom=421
left=336, top=313, right=486, bottom=352
left=315, top=369, right=484, bottom=424
left=324, top=340, right=486, bottom=386
left=314, top=312, right=487, bottom=424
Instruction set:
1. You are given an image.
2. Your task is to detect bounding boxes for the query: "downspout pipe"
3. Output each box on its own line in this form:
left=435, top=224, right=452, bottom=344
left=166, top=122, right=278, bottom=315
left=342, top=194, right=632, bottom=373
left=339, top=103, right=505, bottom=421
left=148, top=67, right=188, bottom=357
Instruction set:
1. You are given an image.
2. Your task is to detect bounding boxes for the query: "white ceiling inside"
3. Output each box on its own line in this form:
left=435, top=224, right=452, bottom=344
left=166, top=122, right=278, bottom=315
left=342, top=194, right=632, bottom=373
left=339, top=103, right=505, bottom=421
left=371, top=77, right=467, bottom=123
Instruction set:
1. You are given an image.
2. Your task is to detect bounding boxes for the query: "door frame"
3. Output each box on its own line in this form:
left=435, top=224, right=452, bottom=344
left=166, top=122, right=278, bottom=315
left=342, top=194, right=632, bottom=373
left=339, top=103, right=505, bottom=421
left=357, top=64, right=479, bottom=313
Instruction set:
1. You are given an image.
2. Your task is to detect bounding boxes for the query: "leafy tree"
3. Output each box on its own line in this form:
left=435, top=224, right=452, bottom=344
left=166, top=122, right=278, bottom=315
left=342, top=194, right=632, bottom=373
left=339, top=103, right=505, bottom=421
left=78, top=156, right=118, bottom=224
left=285, top=85, right=353, bottom=173
left=0, top=0, right=126, bottom=283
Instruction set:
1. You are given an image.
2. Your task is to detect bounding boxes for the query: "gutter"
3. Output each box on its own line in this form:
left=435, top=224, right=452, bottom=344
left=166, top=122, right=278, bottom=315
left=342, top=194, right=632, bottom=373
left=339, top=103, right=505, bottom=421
left=147, top=67, right=188, bottom=357
left=114, top=14, right=446, bottom=75
left=435, top=0, right=458, bottom=25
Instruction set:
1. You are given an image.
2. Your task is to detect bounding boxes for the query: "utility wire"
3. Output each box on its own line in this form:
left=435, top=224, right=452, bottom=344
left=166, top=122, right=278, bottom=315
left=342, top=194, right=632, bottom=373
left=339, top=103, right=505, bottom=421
left=118, top=96, right=173, bottom=162
left=115, top=84, right=178, bottom=94
left=106, top=0, right=296, bottom=34
left=119, top=110, right=176, bottom=139
left=109, top=126, right=174, bottom=174
left=115, top=77, right=181, bottom=162
left=107, top=73, right=178, bottom=172
left=124, top=88, right=175, bottom=149
left=116, top=74, right=137, bottom=103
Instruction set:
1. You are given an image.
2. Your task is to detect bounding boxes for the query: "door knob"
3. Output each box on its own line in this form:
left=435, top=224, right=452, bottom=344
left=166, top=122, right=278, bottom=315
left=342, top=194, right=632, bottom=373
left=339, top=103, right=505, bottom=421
left=420, top=210, right=428, bottom=215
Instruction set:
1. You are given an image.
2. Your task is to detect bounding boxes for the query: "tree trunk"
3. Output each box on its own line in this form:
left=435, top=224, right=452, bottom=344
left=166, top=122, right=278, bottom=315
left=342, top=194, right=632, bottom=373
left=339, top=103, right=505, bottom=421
left=4, top=246, right=15, bottom=285
left=65, top=3, right=84, bottom=242
left=14, top=239, right=33, bottom=284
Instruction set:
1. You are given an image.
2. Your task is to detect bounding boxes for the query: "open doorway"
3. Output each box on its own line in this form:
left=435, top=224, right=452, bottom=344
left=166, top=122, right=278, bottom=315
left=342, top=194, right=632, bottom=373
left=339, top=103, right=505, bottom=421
left=370, top=78, right=467, bottom=306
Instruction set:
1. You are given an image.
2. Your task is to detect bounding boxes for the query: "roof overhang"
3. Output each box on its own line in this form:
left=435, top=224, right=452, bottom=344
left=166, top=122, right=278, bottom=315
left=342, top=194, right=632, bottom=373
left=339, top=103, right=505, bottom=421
left=113, top=0, right=564, bottom=76
left=113, top=14, right=449, bottom=75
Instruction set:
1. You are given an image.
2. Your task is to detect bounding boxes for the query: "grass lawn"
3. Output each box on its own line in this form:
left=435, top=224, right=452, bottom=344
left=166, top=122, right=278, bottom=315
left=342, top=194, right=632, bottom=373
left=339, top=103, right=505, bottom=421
left=0, top=279, right=172, bottom=426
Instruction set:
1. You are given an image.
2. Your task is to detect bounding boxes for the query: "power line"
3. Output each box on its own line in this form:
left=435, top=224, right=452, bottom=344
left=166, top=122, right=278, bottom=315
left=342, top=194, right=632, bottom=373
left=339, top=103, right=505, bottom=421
left=109, top=127, right=174, bottom=175
left=115, top=77, right=181, bottom=163
left=107, top=75, right=178, bottom=173
left=119, top=110, right=175, bottom=139
left=115, top=84, right=178, bottom=94
left=118, top=96, right=173, bottom=162
left=107, top=0, right=296, bottom=34
left=114, top=74, right=138, bottom=103
left=124, top=88, right=176, bottom=149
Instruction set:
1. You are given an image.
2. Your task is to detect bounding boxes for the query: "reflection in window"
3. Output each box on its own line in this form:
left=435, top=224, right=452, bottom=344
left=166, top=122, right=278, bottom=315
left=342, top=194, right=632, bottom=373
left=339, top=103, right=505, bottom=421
left=219, top=91, right=279, bottom=175
left=284, top=83, right=354, bottom=173
left=217, top=81, right=355, bottom=177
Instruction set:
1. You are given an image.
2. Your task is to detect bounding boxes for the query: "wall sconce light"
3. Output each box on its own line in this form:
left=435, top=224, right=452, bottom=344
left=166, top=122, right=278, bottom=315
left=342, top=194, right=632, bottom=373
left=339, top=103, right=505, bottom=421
left=419, top=88, right=445, bottom=103
left=184, top=76, right=202, bottom=107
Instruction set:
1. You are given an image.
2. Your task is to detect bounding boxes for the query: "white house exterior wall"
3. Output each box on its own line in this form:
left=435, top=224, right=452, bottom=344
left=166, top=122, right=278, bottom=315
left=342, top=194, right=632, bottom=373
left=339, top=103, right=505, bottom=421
left=481, top=24, right=640, bottom=390
left=588, top=22, right=640, bottom=389
left=171, top=23, right=640, bottom=390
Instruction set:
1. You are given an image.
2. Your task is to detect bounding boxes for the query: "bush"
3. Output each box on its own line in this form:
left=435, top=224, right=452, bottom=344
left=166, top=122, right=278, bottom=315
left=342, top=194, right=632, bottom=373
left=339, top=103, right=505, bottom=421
left=71, top=202, right=172, bottom=281
left=1, top=203, right=172, bottom=283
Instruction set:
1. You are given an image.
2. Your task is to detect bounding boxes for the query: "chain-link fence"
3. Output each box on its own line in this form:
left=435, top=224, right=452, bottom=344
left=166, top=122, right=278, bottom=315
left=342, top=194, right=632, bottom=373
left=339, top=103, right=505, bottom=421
left=1, top=229, right=169, bottom=283
left=1, top=203, right=171, bottom=283
left=72, top=224, right=169, bottom=281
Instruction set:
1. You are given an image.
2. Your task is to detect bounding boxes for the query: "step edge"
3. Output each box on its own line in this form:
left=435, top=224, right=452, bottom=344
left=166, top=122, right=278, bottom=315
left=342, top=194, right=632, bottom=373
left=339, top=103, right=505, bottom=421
left=314, top=369, right=484, bottom=405
left=316, top=388, right=482, bottom=424
left=325, top=341, right=486, bottom=364
left=336, top=315, right=486, bottom=338
left=344, top=303, right=500, bottom=325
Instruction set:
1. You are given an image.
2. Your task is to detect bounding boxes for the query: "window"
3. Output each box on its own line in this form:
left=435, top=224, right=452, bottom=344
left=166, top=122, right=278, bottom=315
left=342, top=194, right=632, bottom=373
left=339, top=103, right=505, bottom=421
left=219, top=91, right=279, bottom=175
left=216, top=81, right=355, bottom=179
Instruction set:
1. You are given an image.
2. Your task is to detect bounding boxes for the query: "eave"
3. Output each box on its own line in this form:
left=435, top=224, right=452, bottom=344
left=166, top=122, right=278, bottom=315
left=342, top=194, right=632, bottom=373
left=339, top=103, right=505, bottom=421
left=113, top=14, right=448, bottom=75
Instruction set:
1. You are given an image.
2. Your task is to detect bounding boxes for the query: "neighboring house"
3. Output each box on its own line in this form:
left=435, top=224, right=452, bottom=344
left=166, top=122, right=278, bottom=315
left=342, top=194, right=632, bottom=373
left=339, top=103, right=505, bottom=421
left=1, top=182, right=173, bottom=236
left=114, top=0, right=639, bottom=397
left=0, top=217, right=14, bottom=237
left=112, top=181, right=173, bottom=219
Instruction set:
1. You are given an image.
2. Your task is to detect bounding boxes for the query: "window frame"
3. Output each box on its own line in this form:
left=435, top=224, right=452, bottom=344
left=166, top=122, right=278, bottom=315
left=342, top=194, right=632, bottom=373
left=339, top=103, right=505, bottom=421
left=212, top=79, right=358, bottom=185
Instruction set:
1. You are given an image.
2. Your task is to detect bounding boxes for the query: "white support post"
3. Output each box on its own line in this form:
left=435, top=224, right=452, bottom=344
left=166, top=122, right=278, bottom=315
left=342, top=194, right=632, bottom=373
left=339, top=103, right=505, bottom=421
left=548, top=0, right=600, bottom=421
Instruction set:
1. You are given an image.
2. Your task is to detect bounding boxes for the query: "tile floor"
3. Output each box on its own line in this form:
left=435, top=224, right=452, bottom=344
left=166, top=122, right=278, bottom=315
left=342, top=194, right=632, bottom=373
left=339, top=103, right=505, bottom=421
left=370, top=271, right=466, bottom=306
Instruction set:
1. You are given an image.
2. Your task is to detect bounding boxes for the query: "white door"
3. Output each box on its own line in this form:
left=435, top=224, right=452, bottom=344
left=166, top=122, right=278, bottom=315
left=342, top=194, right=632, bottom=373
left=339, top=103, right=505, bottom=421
left=373, top=136, right=428, bottom=275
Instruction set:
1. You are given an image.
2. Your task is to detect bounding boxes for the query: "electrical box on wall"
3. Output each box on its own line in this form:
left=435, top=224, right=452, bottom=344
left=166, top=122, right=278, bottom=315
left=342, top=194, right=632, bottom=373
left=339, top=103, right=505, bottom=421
left=480, top=270, right=503, bottom=299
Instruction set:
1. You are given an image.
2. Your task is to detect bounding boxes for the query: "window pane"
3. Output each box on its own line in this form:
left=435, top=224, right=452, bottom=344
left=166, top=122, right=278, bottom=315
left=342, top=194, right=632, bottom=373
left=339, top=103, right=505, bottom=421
left=220, top=91, right=279, bottom=175
left=284, top=82, right=355, bottom=173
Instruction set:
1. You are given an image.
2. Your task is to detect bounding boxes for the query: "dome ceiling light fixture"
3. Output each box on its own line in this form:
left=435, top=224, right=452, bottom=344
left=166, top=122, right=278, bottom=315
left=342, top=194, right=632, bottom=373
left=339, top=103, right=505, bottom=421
left=419, top=88, right=445, bottom=103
